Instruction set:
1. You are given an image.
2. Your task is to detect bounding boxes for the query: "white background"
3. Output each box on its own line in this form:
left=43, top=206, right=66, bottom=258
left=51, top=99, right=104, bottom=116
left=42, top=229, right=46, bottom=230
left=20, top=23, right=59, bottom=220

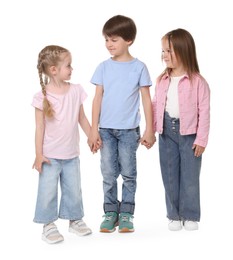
left=0, top=0, right=232, bottom=259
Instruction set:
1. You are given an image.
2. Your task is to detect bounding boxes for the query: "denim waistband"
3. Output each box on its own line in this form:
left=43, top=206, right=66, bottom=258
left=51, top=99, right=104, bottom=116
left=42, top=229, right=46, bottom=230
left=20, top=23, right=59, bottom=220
left=164, top=111, right=179, bottom=123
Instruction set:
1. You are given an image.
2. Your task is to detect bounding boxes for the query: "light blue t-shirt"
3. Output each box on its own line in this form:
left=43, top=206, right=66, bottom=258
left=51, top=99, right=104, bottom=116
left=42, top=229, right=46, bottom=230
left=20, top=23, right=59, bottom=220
left=91, top=58, right=152, bottom=129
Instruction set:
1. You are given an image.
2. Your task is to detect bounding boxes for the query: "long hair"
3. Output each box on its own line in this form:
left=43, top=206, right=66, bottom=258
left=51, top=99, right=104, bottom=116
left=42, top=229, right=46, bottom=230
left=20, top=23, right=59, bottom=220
left=159, top=28, right=199, bottom=81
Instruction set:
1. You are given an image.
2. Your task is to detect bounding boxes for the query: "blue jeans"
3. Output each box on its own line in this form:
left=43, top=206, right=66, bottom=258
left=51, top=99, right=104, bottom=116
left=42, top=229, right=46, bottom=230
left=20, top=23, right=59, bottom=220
left=33, top=157, right=84, bottom=224
left=99, top=127, right=140, bottom=214
left=159, top=112, right=202, bottom=221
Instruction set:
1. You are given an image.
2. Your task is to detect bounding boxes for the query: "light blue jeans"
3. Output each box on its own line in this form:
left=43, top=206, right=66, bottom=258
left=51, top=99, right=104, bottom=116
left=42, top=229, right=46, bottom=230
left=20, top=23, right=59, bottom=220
left=99, top=127, right=140, bottom=215
left=33, top=157, right=84, bottom=224
left=159, top=112, right=202, bottom=221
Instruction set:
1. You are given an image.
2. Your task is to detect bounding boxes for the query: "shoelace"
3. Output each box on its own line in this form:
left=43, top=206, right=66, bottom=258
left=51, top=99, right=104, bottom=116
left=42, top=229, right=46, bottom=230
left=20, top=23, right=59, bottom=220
left=103, top=215, right=113, bottom=221
left=121, top=215, right=134, bottom=222
left=120, top=216, right=129, bottom=222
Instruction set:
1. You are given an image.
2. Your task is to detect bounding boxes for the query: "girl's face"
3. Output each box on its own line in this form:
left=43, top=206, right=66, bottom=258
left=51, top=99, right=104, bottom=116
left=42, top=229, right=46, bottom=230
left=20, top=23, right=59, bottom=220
left=161, top=38, right=179, bottom=69
left=56, top=52, right=73, bottom=81
left=104, top=35, right=132, bottom=58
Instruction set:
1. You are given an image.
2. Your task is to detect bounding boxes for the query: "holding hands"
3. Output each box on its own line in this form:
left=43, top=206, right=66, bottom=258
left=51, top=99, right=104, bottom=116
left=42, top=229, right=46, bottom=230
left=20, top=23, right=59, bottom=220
left=88, top=129, right=102, bottom=153
left=88, top=128, right=156, bottom=152
left=140, top=130, right=156, bottom=149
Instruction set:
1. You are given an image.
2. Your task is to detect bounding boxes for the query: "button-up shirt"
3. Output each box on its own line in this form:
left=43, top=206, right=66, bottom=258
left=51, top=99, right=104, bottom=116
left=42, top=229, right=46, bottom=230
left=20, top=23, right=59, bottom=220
left=152, top=73, right=210, bottom=147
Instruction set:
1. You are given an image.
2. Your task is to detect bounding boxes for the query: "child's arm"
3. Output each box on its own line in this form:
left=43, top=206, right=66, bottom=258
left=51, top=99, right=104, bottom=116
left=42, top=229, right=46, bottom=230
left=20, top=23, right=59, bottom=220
left=32, top=108, right=50, bottom=173
left=79, top=104, right=91, bottom=137
left=87, top=85, right=103, bottom=153
left=79, top=104, right=101, bottom=152
left=140, top=86, right=156, bottom=149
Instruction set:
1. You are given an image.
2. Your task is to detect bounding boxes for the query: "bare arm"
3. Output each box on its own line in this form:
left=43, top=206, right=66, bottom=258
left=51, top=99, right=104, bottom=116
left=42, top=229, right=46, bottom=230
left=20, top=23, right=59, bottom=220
left=79, top=104, right=91, bottom=137
left=32, top=108, right=50, bottom=173
left=88, top=85, right=103, bottom=152
left=140, top=86, right=156, bottom=149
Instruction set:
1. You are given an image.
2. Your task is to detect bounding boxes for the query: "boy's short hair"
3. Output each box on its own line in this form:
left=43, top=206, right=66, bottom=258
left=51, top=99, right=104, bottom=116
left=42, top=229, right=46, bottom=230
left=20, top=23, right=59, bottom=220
left=102, top=15, right=137, bottom=43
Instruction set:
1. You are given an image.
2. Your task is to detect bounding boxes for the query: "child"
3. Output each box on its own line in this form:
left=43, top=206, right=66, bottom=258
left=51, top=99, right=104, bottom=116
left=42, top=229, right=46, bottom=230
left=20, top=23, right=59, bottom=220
left=152, top=28, right=210, bottom=231
left=88, top=15, right=155, bottom=233
left=32, top=45, right=92, bottom=244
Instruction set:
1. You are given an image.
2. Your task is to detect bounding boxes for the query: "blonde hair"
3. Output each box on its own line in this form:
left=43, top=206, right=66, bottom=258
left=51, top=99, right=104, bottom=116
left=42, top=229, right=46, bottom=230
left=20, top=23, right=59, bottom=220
left=37, top=45, right=69, bottom=118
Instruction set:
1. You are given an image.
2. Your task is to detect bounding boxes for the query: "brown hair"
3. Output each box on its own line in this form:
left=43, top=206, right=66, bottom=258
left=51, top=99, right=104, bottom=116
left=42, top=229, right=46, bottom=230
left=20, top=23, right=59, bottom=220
left=160, top=28, right=199, bottom=80
left=102, top=15, right=137, bottom=44
left=37, top=45, right=69, bottom=118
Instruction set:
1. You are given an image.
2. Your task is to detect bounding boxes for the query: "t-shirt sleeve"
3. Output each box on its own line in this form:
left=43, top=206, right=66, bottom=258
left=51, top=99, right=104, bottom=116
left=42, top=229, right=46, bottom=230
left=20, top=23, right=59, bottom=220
left=31, top=92, right=43, bottom=110
left=139, top=64, right=152, bottom=87
left=90, top=62, right=103, bottom=86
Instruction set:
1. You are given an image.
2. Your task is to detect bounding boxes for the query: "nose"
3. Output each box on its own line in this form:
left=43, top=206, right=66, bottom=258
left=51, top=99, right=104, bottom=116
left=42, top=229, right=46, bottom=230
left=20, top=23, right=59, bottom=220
left=106, top=42, right=112, bottom=48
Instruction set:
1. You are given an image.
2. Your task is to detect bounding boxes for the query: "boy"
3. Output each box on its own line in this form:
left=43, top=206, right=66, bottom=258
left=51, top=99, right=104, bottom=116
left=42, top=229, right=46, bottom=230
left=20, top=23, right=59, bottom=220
left=88, top=15, right=155, bottom=233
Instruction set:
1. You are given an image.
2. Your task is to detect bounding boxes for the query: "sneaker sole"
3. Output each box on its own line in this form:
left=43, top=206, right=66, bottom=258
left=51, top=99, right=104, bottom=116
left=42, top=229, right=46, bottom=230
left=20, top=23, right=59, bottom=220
left=42, top=234, right=64, bottom=244
left=184, top=228, right=198, bottom=231
left=100, top=222, right=118, bottom=233
left=100, top=227, right=116, bottom=233
left=168, top=227, right=182, bottom=231
left=118, top=227, right=134, bottom=233
left=69, top=227, right=92, bottom=236
left=184, top=226, right=198, bottom=231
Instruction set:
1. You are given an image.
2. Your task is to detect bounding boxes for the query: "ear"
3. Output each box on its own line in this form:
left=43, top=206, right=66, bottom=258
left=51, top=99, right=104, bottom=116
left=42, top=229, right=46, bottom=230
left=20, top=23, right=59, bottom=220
left=127, top=40, right=133, bottom=46
left=49, top=65, right=57, bottom=75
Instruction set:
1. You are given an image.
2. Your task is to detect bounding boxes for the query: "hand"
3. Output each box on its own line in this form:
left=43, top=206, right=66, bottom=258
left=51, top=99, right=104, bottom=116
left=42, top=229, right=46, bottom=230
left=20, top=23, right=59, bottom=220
left=88, top=130, right=102, bottom=154
left=140, top=132, right=156, bottom=149
left=89, top=139, right=102, bottom=153
left=32, top=156, right=50, bottom=173
left=141, top=140, right=154, bottom=149
left=192, top=144, right=205, bottom=157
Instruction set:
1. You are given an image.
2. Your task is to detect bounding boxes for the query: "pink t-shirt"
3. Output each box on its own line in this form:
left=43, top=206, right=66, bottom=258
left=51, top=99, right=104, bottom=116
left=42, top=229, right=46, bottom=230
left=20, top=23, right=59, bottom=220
left=32, top=83, right=87, bottom=159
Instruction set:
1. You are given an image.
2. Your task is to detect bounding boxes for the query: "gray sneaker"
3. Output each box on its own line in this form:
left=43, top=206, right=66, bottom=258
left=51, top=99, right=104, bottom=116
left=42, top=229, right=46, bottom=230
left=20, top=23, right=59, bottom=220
left=69, top=220, right=92, bottom=236
left=42, top=223, right=64, bottom=244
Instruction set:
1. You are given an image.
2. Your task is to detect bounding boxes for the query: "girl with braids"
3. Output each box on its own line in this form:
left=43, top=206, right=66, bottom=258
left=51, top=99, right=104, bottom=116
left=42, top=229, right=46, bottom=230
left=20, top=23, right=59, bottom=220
left=152, top=29, right=210, bottom=231
left=32, top=45, right=92, bottom=244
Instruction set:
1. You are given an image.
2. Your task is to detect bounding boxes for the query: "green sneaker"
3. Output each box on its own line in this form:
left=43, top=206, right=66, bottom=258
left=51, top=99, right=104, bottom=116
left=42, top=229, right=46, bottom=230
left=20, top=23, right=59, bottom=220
left=119, top=213, right=134, bottom=233
left=100, top=212, right=118, bottom=232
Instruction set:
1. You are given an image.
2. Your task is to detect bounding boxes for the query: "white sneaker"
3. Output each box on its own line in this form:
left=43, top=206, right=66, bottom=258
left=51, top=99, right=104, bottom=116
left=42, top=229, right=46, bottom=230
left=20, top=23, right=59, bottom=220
left=168, top=220, right=182, bottom=231
left=42, top=223, right=64, bottom=244
left=69, top=220, right=92, bottom=236
left=184, top=221, right=198, bottom=231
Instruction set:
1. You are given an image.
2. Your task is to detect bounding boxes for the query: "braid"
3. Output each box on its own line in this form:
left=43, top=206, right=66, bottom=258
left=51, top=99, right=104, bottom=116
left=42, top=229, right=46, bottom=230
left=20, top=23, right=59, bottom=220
left=37, top=45, right=69, bottom=118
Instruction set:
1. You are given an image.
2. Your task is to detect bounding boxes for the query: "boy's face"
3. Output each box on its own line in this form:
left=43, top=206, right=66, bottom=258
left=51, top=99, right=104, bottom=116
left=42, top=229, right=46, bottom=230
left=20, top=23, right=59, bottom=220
left=104, top=35, right=132, bottom=57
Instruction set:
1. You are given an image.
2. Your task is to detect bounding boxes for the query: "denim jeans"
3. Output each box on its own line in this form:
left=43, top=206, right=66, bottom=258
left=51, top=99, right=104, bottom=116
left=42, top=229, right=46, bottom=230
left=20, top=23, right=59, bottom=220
left=99, top=127, right=140, bottom=214
left=33, top=157, right=84, bottom=224
left=159, top=112, right=202, bottom=221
